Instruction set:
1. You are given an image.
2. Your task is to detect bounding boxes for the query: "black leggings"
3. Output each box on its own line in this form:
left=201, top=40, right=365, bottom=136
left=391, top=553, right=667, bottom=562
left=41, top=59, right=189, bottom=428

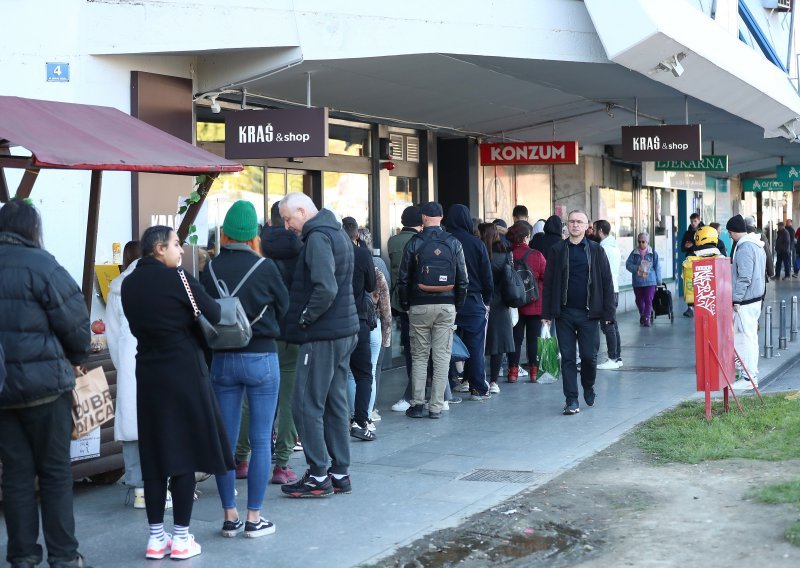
left=144, top=472, right=195, bottom=526
left=509, top=314, right=542, bottom=367
left=489, top=354, right=504, bottom=382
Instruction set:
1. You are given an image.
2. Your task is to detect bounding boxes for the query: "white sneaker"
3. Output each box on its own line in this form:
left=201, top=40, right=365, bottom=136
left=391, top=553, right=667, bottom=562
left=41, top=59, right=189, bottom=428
left=518, top=367, right=529, bottom=378
left=454, top=382, right=471, bottom=393
left=731, top=378, right=756, bottom=390
left=170, top=534, right=201, bottom=560
left=597, top=359, right=621, bottom=370
left=145, top=533, right=172, bottom=560
left=371, top=409, right=381, bottom=422
left=442, top=401, right=450, bottom=411
left=616, top=359, right=623, bottom=368
left=391, top=399, right=411, bottom=412
left=165, top=490, right=173, bottom=510
left=133, top=487, right=145, bottom=509
left=366, top=420, right=376, bottom=433
left=489, top=382, right=501, bottom=394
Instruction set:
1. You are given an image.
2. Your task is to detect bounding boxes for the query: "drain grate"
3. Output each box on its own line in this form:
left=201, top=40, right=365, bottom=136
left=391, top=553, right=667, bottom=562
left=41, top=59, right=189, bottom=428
left=460, top=469, right=540, bottom=483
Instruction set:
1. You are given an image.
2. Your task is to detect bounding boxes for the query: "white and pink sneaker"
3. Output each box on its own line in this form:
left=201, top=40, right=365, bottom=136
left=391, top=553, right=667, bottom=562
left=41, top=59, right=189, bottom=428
left=145, top=533, right=172, bottom=560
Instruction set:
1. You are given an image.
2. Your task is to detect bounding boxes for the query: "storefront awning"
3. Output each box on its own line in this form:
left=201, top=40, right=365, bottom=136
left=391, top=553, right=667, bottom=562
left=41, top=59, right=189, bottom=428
left=0, top=96, right=242, bottom=173
left=583, top=0, right=800, bottom=140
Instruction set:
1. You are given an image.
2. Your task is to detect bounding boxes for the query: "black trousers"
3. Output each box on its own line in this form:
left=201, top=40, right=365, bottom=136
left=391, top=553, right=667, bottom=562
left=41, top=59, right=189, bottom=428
left=555, top=307, right=600, bottom=404
left=0, top=392, right=79, bottom=566
left=776, top=251, right=791, bottom=278
left=509, top=314, right=542, bottom=367
left=398, top=311, right=414, bottom=401
left=349, top=320, right=373, bottom=426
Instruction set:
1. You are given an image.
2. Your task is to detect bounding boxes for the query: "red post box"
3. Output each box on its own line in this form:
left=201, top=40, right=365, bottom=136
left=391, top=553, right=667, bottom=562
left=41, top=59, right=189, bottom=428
left=693, top=257, right=734, bottom=418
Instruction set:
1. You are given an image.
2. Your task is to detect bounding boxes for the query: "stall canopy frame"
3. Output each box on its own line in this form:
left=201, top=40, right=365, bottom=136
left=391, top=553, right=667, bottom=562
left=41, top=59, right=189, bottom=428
left=0, top=95, right=242, bottom=307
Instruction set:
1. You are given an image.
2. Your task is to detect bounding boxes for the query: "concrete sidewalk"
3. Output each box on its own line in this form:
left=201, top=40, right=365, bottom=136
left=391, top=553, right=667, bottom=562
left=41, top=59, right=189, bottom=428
left=3, top=281, right=800, bottom=567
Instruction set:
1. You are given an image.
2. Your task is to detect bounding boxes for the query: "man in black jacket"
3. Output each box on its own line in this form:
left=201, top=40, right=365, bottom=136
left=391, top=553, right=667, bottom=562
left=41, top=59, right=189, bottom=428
left=775, top=221, right=791, bottom=280
left=279, top=193, right=359, bottom=498
left=341, top=217, right=376, bottom=439
left=541, top=210, right=615, bottom=416
left=398, top=202, right=468, bottom=418
left=445, top=204, right=494, bottom=400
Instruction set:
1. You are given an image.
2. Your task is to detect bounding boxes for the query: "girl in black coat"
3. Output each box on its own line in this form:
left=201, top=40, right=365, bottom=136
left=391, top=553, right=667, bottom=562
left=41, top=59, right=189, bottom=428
left=122, top=226, right=232, bottom=561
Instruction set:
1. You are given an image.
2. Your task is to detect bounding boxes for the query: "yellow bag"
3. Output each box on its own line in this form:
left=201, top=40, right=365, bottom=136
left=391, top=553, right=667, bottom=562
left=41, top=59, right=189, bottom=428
left=71, top=366, right=114, bottom=440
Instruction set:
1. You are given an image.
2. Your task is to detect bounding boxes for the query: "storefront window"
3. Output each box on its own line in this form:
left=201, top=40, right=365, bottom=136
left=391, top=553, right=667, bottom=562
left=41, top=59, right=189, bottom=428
left=328, top=124, right=371, bottom=157
left=597, top=187, right=634, bottom=288
left=205, top=166, right=265, bottom=249
left=388, top=176, right=421, bottom=235
left=482, top=166, right=514, bottom=222
left=638, top=188, right=651, bottom=238
left=516, top=165, right=552, bottom=221
left=323, top=172, right=370, bottom=227
left=197, top=121, right=225, bottom=143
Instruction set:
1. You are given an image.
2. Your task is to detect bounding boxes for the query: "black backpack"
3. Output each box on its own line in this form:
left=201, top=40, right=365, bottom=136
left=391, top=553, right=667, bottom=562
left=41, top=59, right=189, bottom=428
left=500, top=253, right=527, bottom=308
left=513, top=250, right=539, bottom=305
left=415, top=231, right=457, bottom=293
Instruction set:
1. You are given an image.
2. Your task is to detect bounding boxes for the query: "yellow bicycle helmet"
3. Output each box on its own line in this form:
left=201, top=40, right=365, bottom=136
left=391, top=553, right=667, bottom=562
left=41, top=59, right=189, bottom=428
left=694, top=225, right=719, bottom=246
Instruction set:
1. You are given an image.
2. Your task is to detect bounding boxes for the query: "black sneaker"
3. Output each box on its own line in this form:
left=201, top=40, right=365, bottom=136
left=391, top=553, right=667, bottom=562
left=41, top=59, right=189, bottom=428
left=405, top=404, right=426, bottom=418
left=328, top=473, right=352, bottom=494
left=584, top=390, right=596, bottom=407
left=221, top=518, right=244, bottom=537
left=244, top=517, right=275, bottom=538
left=428, top=411, right=441, bottom=419
left=350, top=422, right=376, bottom=441
left=281, top=470, right=334, bottom=498
left=563, top=401, right=580, bottom=415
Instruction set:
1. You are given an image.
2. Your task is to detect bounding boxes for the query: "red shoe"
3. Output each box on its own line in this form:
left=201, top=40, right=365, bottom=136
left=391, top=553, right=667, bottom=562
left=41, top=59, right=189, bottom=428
left=271, top=465, right=298, bottom=484
left=507, top=366, right=519, bottom=383
left=529, top=366, right=539, bottom=383
left=235, top=460, right=249, bottom=479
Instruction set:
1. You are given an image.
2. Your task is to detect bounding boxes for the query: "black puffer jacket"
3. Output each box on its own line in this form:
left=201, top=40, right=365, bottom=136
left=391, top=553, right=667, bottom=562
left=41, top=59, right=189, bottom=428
left=531, top=215, right=563, bottom=258
left=260, top=225, right=302, bottom=291
left=0, top=232, right=90, bottom=407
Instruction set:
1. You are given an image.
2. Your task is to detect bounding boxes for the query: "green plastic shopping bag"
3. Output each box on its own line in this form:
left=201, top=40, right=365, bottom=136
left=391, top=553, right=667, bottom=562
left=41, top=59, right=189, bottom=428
left=536, top=322, right=561, bottom=384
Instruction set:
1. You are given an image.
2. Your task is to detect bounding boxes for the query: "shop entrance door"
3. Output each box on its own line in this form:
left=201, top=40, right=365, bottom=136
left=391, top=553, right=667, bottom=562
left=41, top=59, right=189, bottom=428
left=266, top=168, right=319, bottom=214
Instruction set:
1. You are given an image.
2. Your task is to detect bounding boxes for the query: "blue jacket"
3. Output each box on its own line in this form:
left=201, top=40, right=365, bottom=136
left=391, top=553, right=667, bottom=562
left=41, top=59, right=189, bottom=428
left=625, top=247, right=661, bottom=287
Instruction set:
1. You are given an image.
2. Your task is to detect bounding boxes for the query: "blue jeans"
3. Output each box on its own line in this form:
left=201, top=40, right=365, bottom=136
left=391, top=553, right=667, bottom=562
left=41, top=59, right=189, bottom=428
left=456, top=296, right=489, bottom=395
left=211, top=352, right=280, bottom=512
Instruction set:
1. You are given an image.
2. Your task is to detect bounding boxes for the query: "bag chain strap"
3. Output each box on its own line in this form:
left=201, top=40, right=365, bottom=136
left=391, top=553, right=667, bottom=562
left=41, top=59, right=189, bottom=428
left=178, top=269, right=201, bottom=318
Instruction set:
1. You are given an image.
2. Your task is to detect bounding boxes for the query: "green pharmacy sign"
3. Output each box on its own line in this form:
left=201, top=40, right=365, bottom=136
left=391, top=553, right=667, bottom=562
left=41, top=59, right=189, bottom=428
left=742, top=178, right=789, bottom=192
left=654, top=155, right=728, bottom=172
left=775, top=165, right=800, bottom=181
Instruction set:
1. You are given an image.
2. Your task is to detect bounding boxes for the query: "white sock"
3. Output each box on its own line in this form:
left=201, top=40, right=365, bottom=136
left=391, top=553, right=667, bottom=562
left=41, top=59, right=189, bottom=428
left=173, top=524, right=189, bottom=540
left=310, top=475, right=328, bottom=482
left=149, top=523, right=165, bottom=540
left=331, top=473, right=347, bottom=480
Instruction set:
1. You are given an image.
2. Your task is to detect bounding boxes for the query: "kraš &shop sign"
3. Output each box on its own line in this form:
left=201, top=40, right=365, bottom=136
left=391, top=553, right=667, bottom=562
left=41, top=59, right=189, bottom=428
left=621, top=124, right=701, bottom=161
left=225, top=107, right=329, bottom=159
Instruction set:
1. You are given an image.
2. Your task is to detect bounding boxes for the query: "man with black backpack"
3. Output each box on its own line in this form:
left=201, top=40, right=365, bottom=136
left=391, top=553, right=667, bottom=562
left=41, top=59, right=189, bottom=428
left=397, top=202, right=468, bottom=419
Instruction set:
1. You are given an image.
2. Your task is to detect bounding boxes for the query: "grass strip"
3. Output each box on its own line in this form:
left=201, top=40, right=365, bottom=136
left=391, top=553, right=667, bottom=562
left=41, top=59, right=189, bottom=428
left=635, top=393, right=800, bottom=464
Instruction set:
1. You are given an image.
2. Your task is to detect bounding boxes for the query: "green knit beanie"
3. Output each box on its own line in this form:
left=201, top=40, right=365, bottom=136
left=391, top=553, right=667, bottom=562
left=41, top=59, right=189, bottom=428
left=222, top=200, right=259, bottom=242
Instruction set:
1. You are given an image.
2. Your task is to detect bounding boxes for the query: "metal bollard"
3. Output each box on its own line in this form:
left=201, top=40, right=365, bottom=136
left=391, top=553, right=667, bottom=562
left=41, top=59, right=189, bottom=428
left=792, top=296, right=798, bottom=341
left=779, top=300, right=788, bottom=350
left=764, top=306, right=774, bottom=359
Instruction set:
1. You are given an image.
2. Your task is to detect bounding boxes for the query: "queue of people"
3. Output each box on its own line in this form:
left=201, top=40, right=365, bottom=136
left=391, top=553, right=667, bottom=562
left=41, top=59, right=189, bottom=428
left=0, top=196, right=777, bottom=565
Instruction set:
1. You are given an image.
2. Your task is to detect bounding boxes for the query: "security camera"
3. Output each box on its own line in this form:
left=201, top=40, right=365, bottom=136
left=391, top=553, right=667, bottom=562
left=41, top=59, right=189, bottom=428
left=670, top=57, right=684, bottom=78
left=210, top=96, right=221, bottom=114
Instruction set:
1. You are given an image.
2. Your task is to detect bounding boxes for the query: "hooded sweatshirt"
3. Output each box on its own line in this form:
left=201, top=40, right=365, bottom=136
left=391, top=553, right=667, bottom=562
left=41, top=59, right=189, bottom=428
left=731, top=232, right=767, bottom=305
left=260, top=224, right=302, bottom=291
left=106, top=259, right=139, bottom=441
left=531, top=215, right=563, bottom=257
left=444, top=204, right=493, bottom=304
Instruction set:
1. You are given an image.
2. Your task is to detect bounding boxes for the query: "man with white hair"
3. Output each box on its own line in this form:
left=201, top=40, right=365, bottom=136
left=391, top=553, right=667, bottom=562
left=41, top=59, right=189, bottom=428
left=278, top=193, right=359, bottom=497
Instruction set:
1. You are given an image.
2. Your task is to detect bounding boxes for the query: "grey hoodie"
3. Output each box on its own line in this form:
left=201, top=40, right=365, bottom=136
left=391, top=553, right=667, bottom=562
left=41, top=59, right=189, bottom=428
left=731, top=232, right=767, bottom=304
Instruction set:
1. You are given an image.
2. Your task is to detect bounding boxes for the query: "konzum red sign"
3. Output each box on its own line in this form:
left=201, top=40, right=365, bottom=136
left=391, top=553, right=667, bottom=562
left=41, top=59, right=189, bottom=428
left=479, top=141, right=579, bottom=165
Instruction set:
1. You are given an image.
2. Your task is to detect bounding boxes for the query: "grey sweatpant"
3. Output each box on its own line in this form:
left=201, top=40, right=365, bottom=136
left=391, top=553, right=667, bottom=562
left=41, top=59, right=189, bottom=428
left=293, top=335, right=358, bottom=477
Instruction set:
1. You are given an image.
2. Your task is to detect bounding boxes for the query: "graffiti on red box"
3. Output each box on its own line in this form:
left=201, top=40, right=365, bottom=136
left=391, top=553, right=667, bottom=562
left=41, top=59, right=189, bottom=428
left=693, top=265, right=715, bottom=316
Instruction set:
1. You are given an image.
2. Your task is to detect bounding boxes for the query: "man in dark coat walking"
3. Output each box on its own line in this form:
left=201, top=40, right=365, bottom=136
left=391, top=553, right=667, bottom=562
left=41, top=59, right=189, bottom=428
left=541, top=210, right=615, bottom=416
left=279, top=193, right=359, bottom=498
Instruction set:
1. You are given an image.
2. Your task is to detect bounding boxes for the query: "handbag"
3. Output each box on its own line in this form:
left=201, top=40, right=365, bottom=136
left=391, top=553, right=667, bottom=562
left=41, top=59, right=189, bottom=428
left=450, top=332, right=470, bottom=362
left=500, top=254, right=527, bottom=308
left=71, top=366, right=114, bottom=440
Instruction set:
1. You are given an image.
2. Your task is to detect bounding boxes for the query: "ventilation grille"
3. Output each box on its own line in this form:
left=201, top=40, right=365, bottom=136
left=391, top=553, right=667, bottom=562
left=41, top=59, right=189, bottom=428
left=406, top=136, right=420, bottom=162
left=389, top=133, right=404, bottom=161
left=460, top=469, right=541, bottom=483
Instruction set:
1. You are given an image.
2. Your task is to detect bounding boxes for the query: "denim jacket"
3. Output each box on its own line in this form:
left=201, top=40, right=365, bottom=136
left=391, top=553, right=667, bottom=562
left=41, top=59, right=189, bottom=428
left=625, top=247, right=661, bottom=287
